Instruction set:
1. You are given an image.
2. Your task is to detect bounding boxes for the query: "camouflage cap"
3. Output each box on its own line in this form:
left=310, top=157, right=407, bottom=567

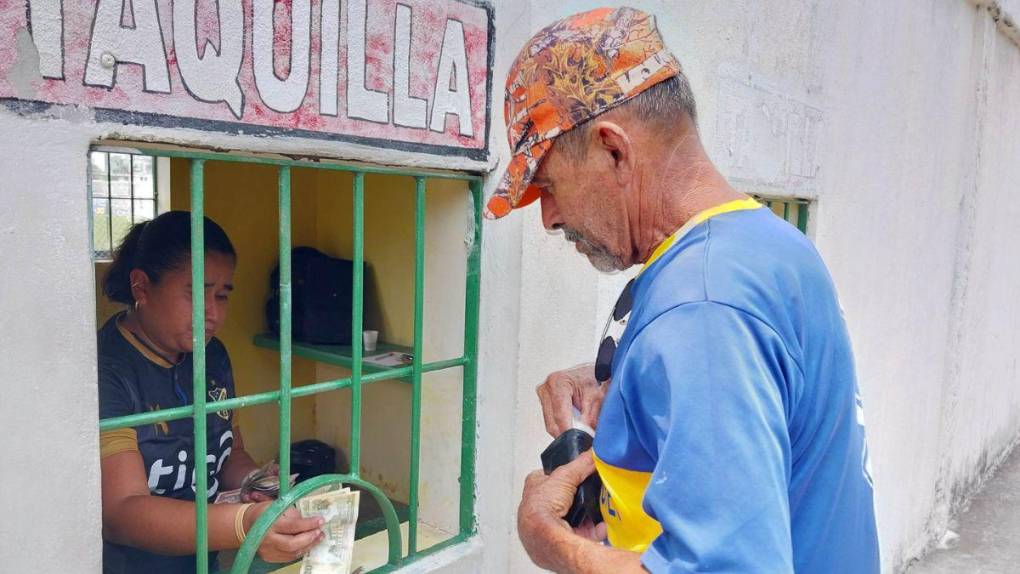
left=484, top=7, right=681, bottom=220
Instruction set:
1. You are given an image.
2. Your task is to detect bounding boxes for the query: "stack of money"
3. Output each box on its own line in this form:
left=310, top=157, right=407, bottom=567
left=297, top=485, right=361, bottom=574
left=213, top=462, right=297, bottom=504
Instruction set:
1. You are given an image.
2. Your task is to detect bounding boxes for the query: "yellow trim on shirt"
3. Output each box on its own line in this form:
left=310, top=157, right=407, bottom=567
left=641, top=197, right=762, bottom=274
left=116, top=316, right=174, bottom=369
left=593, top=451, right=662, bottom=552
left=100, top=428, right=139, bottom=458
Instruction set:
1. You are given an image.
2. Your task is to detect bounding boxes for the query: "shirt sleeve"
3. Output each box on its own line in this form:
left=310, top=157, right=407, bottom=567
left=620, top=302, right=799, bottom=574
left=98, top=360, right=141, bottom=458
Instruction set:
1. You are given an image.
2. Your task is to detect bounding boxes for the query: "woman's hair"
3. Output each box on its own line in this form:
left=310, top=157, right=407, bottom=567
left=103, top=211, right=236, bottom=305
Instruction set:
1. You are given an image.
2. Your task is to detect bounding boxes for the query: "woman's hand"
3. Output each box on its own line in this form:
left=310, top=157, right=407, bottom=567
left=245, top=502, right=325, bottom=563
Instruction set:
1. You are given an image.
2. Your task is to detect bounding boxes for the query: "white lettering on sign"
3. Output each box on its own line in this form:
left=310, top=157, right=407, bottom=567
left=83, top=0, right=171, bottom=93
left=173, top=0, right=245, bottom=118
left=2, top=0, right=492, bottom=158
left=429, top=17, right=471, bottom=136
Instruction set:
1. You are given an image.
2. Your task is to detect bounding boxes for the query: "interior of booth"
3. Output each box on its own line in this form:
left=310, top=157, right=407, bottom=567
left=94, top=156, right=472, bottom=572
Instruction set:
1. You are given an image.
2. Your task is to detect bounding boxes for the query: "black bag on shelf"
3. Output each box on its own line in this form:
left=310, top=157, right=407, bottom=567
left=266, top=247, right=355, bottom=345
left=290, top=439, right=342, bottom=482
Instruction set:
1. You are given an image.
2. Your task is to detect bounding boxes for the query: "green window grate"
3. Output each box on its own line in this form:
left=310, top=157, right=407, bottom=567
left=755, top=196, right=810, bottom=234
left=95, top=147, right=482, bottom=574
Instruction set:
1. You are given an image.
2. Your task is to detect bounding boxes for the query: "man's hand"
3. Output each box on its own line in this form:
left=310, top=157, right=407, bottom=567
left=537, top=363, right=606, bottom=437
left=518, top=453, right=603, bottom=571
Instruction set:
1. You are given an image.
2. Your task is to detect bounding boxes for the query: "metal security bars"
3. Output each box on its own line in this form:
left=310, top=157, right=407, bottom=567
left=94, top=147, right=482, bottom=574
left=756, top=196, right=810, bottom=234
left=89, top=151, right=158, bottom=259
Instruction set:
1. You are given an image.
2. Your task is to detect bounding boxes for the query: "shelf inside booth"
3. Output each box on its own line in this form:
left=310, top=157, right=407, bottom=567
left=252, top=334, right=414, bottom=381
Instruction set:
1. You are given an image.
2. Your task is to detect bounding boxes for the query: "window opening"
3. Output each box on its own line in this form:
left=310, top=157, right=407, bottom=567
left=90, top=151, right=161, bottom=260
left=94, top=146, right=482, bottom=574
left=755, top=195, right=810, bottom=234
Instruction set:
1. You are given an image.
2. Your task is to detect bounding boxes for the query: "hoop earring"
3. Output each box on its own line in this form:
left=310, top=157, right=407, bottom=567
left=134, top=300, right=140, bottom=312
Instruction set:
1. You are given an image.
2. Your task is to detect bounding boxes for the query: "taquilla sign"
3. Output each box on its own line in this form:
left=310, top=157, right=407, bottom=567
left=0, top=0, right=492, bottom=159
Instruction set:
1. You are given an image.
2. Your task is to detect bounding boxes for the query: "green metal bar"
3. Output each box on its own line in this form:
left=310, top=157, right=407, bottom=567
left=408, top=177, right=426, bottom=554
left=367, top=532, right=470, bottom=574
left=106, top=153, right=113, bottom=255
left=278, top=166, right=293, bottom=497
left=98, top=357, right=470, bottom=431
left=350, top=172, right=365, bottom=478
left=231, top=474, right=403, bottom=574
left=797, top=201, right=810, bottom=233
left=93, top=145, right=483, bottom=182
left=190, top=159, right=209, bottom=574
left=782, top=200, right=790, bottom=221
left=459, top=179, right=482, bottom=535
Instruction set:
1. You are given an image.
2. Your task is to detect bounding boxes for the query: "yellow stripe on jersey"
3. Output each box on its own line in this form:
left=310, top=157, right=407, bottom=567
left=100, top=428, right=139, bottom=458
left=593, top=451, right=662, bottom=552
left=641, top=197, right=762, bottom=274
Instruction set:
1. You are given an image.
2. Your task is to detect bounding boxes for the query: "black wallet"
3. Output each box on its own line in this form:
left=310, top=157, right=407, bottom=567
left=540, top=428, right=604, bottom=527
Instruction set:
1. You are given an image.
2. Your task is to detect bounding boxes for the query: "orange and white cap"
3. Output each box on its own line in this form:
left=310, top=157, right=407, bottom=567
left=484, top=7, right=682, bottom=220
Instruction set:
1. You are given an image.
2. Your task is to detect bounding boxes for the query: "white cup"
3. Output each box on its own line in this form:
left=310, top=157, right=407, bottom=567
left=363, top=330, right=379, bottom=352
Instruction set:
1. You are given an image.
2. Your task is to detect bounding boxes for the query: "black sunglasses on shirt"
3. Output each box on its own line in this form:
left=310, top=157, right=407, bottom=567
left=594, top=278, right=635, bottom=383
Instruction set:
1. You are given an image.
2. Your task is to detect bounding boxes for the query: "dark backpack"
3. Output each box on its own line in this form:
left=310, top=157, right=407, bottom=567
left=266, top=247, right=355, bottom=345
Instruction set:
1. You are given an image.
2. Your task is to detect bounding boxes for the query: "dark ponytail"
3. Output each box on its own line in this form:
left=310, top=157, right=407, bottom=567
left=103, top=211, right=236, bottom=305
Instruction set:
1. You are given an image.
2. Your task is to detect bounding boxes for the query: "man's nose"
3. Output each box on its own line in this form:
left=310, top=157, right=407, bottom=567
left=540, top=192, right=564, bottom=231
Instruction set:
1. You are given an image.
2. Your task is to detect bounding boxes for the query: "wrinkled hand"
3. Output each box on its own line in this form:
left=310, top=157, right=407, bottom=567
left=518, top=453, right=604, bottom=571
left=537, top=363, right=606, bottom=437
left=246, top=503, right=324, bottom=563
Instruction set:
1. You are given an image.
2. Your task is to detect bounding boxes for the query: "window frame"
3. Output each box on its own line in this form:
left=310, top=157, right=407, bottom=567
left=93, top=145, right=483, bottom=574
left=754, top=195, right=811, bottom=234
left=89, top=151, right=162, bottom=261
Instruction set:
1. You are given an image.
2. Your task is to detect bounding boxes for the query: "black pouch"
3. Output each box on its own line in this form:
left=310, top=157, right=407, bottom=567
left=540, top=428, right=604, bottom=527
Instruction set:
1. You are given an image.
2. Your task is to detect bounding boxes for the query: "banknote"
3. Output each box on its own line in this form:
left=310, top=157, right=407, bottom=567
left=297, top=486, right=361, bottom=574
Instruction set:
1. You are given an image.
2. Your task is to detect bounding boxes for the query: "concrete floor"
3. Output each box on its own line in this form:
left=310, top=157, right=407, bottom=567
left=907, top=445, right=1020, bottom=573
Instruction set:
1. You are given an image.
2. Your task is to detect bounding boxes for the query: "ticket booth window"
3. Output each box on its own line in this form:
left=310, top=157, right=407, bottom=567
left=91, top=144, right=481, bottom=574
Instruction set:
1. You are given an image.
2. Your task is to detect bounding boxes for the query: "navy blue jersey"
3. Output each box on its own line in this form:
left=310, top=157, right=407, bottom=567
left=98, top=313, right=236, bottom=574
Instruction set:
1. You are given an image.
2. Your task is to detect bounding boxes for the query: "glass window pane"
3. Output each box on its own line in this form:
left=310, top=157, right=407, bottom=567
left=90, top=152, right=109, bottom=197
left=109, top=153, right=132, bottom=198
left=133, top=199, right=155, bottom=223
left=93, top=197, right=111, bottom=259
left=111, top=198, right=133, bottom=250
left=132, top=155, right=155, bottom=199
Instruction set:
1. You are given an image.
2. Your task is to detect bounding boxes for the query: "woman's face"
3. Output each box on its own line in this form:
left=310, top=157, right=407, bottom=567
left=133, top=252, right=235, bottom=354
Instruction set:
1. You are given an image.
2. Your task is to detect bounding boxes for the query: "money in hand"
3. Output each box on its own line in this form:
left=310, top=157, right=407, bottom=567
left=297, top=486, right=361, bottom=574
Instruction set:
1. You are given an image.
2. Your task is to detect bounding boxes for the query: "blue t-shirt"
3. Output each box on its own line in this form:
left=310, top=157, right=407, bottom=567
left=592, top=204, right=879, bottom=573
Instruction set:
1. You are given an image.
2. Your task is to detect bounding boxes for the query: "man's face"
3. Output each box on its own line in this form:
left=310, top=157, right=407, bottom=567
left=532, top=138, right=630, bottom=273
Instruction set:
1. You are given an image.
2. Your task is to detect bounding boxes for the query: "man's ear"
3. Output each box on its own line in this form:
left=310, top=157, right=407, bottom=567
left=591, top=121, right=633, bottom=186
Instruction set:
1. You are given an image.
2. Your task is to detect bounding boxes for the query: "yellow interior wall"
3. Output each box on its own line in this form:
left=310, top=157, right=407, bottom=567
left=169, top=159, right=321, bottom=463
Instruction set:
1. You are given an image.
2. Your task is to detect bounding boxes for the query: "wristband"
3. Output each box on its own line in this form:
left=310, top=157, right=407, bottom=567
left=235, top=503, right=255, bottom=544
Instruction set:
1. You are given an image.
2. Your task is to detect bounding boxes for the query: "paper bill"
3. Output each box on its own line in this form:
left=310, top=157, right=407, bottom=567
left=297, top=487, right=361, bottom=574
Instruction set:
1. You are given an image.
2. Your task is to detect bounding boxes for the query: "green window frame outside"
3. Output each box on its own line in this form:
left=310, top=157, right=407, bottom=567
left=93, top=146, right=482, bottom=574
left=90, top=151, right=159, bottom=260
left=755, top=196, right=810, bottom=234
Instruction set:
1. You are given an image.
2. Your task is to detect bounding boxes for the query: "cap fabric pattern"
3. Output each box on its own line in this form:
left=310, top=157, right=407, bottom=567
left=484, top=7, right=681, bottom=219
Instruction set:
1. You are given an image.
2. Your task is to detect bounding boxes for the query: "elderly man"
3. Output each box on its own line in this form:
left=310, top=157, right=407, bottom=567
left=485, top=7, right=880, bottom=574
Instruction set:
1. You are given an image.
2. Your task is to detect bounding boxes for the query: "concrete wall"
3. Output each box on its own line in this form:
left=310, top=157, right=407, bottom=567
left=1, top=0, right=1019, bottom=573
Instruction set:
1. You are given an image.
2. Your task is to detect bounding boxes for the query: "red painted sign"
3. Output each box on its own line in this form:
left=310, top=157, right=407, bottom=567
left=0, top=0, right=492, bottom=158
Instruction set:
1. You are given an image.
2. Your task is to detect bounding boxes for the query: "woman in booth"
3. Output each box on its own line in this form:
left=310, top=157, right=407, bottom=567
left=98, top=211, right=322, bottom=573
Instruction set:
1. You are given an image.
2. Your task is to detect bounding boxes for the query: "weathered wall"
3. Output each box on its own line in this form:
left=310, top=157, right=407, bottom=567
left=504, top=1, right=1020, bottom=573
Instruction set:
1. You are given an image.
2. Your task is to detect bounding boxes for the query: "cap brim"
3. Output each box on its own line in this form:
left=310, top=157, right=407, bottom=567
left=484, top=139, right=553, bottom=220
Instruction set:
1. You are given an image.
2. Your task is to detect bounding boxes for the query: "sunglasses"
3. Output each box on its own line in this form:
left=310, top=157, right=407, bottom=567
left=595, top=278, right=635, bottom=382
